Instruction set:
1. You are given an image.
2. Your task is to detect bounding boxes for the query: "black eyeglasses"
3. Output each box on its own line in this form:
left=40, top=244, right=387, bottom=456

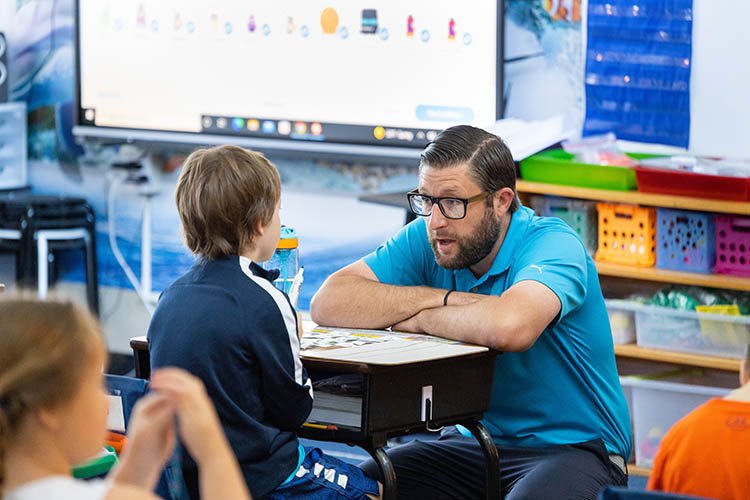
left=407, top=189, right=491, bottom=220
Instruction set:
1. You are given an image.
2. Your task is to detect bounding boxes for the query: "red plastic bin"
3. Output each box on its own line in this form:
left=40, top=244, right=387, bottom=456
left=634, top=166, right=750, bottom=201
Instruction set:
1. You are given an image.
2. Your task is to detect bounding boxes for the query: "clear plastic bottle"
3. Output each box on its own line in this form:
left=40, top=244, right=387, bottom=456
left=261, top=226, right=299, bottom=294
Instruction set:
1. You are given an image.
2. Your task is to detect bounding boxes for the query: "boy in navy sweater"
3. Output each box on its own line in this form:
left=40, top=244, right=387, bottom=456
left=148, top=145, right=380, bottom=499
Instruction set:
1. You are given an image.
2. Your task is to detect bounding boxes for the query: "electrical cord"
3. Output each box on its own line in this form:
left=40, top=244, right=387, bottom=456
left=107, top=171, right=154, bottom=315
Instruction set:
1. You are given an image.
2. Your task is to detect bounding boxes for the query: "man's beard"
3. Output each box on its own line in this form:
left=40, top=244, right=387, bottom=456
left=429, top=206, right=501, bottom=270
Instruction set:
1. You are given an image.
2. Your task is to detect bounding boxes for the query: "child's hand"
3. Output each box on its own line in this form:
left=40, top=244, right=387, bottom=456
left=297, top=311, right=304, bottom=340
left=149, top=368, right=229, bottom=467
left=112, top=394, right=176, bottom=490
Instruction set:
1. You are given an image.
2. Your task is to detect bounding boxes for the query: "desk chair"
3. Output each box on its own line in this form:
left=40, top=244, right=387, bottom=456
left=0, top=193, right=99, bottom=314
left=598, top=486, right=708, bottom=499
left=106, top=374, right=187, bottom=500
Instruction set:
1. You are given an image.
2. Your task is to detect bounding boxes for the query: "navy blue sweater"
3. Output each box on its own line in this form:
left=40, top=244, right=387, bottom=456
left=148, top=255, right=313, bottom=499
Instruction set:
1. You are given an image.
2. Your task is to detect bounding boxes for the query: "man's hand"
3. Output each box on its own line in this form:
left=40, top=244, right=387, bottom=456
left=392, top=312, right=424, bottom=333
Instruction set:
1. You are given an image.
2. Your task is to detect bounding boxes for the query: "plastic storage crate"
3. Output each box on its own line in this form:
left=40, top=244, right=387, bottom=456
left=635, top=165, right=750, bottom=201
left=605, top=299, right=636, bottom=344
left=656, top=208, right=715, bottom=273
left=519, top=149, right=640, bottom=191
left=714, top=215, right=750, bottom=277
left=596, top=203, right=657, bottom=267
left=529, top=196, right=598, bottom=255
left=630, top=302, right=750, bottom=358
left=620, top=375, right=727, bottom=467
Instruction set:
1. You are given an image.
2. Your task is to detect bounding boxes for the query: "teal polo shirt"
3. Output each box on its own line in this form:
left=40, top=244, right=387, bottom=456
left=363, top=205, right=632, bottom=458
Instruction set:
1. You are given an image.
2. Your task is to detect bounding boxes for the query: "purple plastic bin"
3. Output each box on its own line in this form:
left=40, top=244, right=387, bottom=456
left=714, top=215, right=750, bottom=277
left=656, top=208, right=714, bottom=273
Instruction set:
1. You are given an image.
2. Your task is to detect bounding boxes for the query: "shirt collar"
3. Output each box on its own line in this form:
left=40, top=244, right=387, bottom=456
left=239, top=255, right=280, bottom=282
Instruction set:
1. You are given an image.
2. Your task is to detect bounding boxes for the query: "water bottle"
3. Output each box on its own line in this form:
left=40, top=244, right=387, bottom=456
left=262, top=226, right=299, bottom=294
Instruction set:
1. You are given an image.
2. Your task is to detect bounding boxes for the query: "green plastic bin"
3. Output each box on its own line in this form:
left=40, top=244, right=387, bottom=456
left=72, top=445, right=118, bottom=479
left=520, top=149, right=660, bottom=191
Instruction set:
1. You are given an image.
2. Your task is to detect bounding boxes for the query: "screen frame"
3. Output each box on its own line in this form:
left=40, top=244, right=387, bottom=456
left=73, top=0, right=504, bottom=161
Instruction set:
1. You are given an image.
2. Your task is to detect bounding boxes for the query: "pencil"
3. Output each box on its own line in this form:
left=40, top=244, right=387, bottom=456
left=302, top=422, right=338, bottom=430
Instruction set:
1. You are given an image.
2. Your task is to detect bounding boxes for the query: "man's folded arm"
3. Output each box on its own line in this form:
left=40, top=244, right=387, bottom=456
left=397, top=280, right=561, bottom=352
left=310, top=259, right=446, bottom=329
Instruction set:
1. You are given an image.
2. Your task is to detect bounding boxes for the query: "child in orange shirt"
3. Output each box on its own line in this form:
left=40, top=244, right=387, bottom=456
left=648, top=344, right=750, bottom=499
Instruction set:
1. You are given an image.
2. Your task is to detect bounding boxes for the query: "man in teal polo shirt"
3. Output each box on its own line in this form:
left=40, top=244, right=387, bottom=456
left=311, top=125, right=631, bottom=499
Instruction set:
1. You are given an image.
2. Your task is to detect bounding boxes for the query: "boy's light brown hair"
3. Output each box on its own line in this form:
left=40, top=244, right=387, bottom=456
left=176, top=145, right=281, bottom=260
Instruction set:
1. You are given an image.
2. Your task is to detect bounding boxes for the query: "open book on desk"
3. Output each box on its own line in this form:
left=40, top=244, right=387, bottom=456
left=300, top=326, right=488, bottom=365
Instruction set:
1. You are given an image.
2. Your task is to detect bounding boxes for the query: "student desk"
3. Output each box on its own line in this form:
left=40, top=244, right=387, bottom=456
left=129, top=335, right=501, bottom=499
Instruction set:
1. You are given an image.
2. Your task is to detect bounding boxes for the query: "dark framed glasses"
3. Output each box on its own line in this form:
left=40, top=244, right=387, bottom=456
left=407, top=189, right=491, bottom=220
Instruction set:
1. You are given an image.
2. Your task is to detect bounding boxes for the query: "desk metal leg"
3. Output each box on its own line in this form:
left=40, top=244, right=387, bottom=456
left=463, top=421, right=501, bottom=500
left=368, top=447, right=397, bottom=499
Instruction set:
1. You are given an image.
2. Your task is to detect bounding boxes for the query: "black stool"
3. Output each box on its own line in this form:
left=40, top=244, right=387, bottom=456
left=0, top=193, right=99, bottom=314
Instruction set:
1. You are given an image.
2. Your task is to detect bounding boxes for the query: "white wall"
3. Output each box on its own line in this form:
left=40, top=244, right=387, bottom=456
left=689, top=0, right=750, bottom=158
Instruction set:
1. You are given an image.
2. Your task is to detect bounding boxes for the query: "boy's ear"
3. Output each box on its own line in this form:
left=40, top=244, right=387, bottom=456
left=254, top=219, right=266, bottom=237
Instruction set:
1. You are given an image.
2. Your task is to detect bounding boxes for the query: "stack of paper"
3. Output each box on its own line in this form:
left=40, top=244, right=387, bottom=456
left=307, top=391, right=363, bottom=430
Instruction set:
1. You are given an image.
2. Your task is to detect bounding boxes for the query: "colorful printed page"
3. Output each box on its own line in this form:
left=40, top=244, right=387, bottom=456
left=301, top=325, right=488, bottom=365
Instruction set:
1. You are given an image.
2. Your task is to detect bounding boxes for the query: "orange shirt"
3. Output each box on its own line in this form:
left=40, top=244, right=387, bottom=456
left=648, top=398, right=750, bottom=500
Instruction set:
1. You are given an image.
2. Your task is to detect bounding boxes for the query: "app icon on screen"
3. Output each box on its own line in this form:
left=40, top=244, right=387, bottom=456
left=278, top=121, right=292, bottom=135
left=406, top=15, right=414, bottom=37
left=294, top=122, right=307, bottom=135
left=225, top=22, right=233, bottom=34
left=187, top=21, right=195, bottom=33
left=287, top=17, right=297, bottom=34
left=248, top=15, right=256, bottom=32
left=421, top=29, right=430, bottom=43
left=262, top=23, right=271, bottom=36
left=300, top=25, right=309, bottom=38
left=310, top=122, right=323, bottom=136
left=262, top=121, right=276, bottom=134
left=361, top=9, right=377, bottom=34
left=231, top=118, right=245, bottom=131
left=320, top=7, right=339, bottom=35
left=201, top=117, right=212, bottom=129
left=137, top=4, right=146, bottom=27
left=216, top=117, right=228, bottom=129
left=174, top=13, right=183, bottom=31
left=373, top=126, right=385, bottom=140
left=448, top=18, right=456, bottom=40
left=247, top=119, right=260, bottom=131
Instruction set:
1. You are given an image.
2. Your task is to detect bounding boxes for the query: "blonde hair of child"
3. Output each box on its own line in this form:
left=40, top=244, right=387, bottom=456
left=0, top=295, right=104, bottom=487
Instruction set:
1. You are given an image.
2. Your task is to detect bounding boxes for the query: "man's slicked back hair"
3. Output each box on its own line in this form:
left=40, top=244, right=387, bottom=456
left=420, top=125, right=518, bottom=213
